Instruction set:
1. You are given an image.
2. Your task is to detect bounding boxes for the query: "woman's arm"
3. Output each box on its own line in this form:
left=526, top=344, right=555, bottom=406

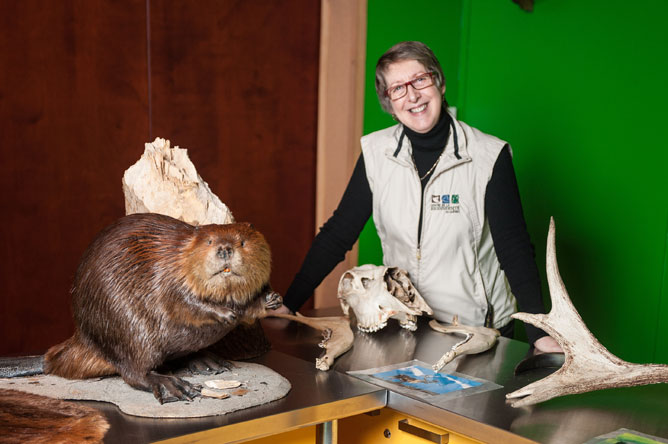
left=485, top=145, right=559, bottom=352
left=282, top=154, right=373, bottom=312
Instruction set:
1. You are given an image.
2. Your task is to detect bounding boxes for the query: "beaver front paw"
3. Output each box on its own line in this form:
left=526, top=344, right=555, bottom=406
left=147, top=372, right=201, bottom=404
left=264, top=291, right=283, bottom=310
left=213, top=307, right=237, bottom=324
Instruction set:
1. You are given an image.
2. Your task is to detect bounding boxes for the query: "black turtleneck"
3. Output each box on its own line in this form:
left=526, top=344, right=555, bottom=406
left=404, top=108, right=450, bottom=183
left=404, top=109, right=451, bottom=245
left=283, top=111, right=548, bottom=344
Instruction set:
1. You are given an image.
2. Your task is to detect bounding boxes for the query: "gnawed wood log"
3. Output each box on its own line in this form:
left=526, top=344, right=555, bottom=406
left=506, top=218, right=668, bottom=407
left=123, top=137, right=234, bottom=225
left=270, top=313, right=354, bottom=371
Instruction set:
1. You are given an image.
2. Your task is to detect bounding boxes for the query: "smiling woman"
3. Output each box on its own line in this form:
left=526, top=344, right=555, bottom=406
left=281, top=40, right=562, bottom=355
left=374, top=41, right=447, bottom=134
left=383, top=60, right=444, bottom=134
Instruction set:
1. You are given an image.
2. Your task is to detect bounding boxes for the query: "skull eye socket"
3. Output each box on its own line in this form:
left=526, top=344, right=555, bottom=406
left=361, top=277, right=371, bottom=289
left=340, top=274, right=354, bottom=291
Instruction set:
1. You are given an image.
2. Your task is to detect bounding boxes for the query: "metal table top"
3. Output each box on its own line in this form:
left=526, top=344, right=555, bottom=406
left=263, top=310, right=668, bottom=444
left=86, top=348, right=385, bottom=443
left=61, top=308, right=668, bottom=444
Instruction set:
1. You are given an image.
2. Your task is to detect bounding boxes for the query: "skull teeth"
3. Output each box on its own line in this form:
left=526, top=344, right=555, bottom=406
left=358, top=321, right=387, bottom=333
left=400, top=321, right=418, bottom=331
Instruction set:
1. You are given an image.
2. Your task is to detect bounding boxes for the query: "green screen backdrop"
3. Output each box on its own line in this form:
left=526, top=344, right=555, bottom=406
left=360, top=0, right=668, bottom=363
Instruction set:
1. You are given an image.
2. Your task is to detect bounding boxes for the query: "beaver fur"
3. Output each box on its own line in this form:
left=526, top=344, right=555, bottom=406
left=43, top=213, right=281, bottom=403
left=0, top=388, right=109, bottom=443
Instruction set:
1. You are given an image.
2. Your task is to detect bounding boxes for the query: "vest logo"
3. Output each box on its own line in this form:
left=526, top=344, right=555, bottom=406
left=431, top=194, right=460, bottom=213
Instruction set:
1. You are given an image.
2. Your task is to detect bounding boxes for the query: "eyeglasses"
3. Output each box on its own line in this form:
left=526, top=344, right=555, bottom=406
left=385, top=72, right=436, bottom=101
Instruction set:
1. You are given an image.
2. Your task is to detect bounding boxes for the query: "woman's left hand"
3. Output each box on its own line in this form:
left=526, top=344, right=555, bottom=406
left=533, top=335, right=563, bottom=354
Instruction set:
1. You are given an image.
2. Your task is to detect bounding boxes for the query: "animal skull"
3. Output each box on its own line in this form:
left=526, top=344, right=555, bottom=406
left=337, top=264, right=433, bottom=333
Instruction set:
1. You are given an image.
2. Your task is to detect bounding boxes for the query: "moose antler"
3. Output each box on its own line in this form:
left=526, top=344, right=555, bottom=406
left=506, top=218, right=668, bottom=407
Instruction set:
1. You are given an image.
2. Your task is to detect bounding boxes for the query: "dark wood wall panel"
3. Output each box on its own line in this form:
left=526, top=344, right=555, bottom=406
left=0, top=1, right=149, bottom=355
left=149, top=0, right=320, bottom=299
left=0, top=0, right=319, bottom=356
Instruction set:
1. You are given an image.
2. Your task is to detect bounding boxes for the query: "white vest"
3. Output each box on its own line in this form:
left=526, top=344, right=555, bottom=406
left=360, top=116, right=516, bottom=328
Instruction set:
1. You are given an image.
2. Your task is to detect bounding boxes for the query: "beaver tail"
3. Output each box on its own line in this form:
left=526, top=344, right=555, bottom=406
left=0, top=356, right=44, bottom=378
left=44, top=334, right=116, bottom=379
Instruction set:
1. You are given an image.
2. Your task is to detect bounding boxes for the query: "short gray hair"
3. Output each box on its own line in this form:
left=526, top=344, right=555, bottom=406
left=375, top=41, right=446, bottom=114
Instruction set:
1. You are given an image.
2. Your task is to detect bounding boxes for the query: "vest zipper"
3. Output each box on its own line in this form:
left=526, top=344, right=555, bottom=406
left=412, top=149, right=446, bottom=266
left=415, top=169, right=426, bottom=264
left=417, top=193, right=425, bottom=261
left=416, top=196, right=423, bottom=284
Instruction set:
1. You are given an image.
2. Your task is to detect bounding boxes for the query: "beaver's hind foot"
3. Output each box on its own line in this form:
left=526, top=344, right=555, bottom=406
left=183, top=350, right=235, bottom=375
left=146, top=372, right=201, bottom=404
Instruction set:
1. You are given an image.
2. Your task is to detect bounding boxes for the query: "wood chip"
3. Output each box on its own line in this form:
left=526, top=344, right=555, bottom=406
left=205, top=379, right=242, bottom=389
left=201, top=388, right=230, bottom=399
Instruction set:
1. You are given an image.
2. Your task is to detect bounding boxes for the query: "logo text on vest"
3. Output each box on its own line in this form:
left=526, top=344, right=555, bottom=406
left=430, top=194, right=460, bottom=213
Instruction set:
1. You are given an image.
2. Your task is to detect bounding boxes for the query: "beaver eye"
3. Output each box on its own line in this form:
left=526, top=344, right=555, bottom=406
left=240, top=240, right=246, bottom=247
left=207, top=239, right=212, bottom=245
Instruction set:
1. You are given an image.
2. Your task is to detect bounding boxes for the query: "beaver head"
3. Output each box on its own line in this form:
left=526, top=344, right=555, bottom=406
left=181, top=222, right=271, bottom=305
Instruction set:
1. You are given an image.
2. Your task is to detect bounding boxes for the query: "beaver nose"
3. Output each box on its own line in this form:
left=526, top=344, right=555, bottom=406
left=217, top=245, right=233, bottom=260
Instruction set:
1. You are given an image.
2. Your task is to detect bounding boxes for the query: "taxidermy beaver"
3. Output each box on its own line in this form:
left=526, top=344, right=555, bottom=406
left=38, top=213, right=280, bottom=403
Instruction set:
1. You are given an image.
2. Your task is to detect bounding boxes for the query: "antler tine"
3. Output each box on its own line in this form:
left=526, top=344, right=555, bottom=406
left=545, top=217, right=572, bottom=315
